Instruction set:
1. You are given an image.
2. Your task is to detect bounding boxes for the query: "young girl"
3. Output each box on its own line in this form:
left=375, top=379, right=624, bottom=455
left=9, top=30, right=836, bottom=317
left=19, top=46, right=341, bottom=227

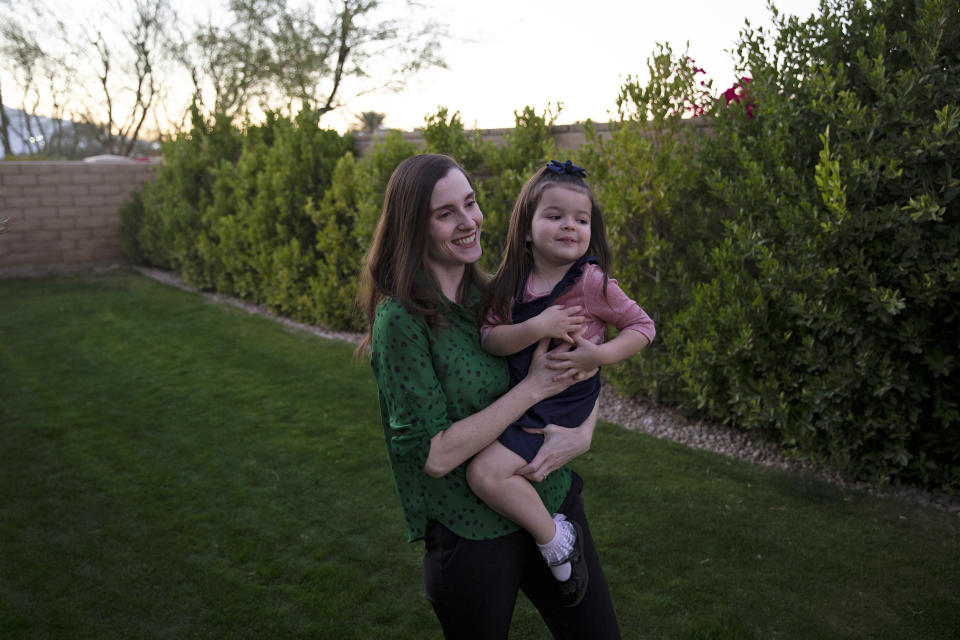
left=467, top=160, right=655, bottom=606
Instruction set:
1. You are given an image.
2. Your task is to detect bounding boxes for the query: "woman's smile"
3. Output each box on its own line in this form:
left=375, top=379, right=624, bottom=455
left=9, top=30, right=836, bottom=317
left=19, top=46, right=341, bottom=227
left=452, top=231, right=478, bottom=247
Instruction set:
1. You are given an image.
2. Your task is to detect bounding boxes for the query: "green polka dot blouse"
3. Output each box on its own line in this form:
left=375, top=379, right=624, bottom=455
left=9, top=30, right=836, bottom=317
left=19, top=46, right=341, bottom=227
left=370, top=284, right=572, bottom=542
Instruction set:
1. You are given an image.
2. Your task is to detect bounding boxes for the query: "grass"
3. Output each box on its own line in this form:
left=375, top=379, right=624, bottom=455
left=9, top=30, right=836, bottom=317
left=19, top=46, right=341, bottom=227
left=0, top=269, right=957, bottom=639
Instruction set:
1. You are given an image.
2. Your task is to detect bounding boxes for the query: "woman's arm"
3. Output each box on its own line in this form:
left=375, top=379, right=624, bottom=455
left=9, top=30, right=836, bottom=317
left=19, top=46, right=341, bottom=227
left=423, top=339, right=581, bottom=477
left=517, top=401, right=599, bottom=482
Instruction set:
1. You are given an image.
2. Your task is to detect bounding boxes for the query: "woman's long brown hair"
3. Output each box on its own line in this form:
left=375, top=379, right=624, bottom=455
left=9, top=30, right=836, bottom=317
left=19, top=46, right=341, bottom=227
left=481, top=165, right=612, bottom=326
left=356, top=154, right=486, bottom=355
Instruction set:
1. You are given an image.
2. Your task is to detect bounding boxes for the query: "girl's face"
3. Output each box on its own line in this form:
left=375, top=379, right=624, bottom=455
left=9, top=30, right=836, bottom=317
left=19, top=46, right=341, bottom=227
left=527, top=186, right=592, bottom=269
left=425, top=168, right=483, bottom=273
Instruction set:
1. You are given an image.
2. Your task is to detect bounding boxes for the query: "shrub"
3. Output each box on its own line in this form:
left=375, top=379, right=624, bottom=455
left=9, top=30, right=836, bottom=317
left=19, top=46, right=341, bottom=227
left=421, top=107, right=487, bottom=173
left=125, top=107, right=352, bottom=324
left=129, top=107, right=244, bottom=274
left=613, top=0, right=960, bottom=488
left=580, top=44, right=722, bottom=402
left=308, top=130, right=419, bottom=329
left=117, top=190, right=145, bottom=264
left=224, top=109, right=352, bottom=319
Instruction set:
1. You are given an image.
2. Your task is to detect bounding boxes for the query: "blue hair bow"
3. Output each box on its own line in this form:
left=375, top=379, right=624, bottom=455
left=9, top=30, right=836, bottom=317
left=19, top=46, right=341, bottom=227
left=546, top=160, right=587, bottom=178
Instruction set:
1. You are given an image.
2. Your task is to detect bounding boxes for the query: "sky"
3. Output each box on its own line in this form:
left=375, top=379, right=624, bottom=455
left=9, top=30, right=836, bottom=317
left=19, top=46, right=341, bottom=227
left=326, top=0, right=824, bottom=133
left=5, top=0, right=825, bottom=137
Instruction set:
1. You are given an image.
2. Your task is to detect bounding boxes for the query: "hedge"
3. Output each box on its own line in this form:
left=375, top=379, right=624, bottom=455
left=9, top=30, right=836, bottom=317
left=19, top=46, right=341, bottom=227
left=581, top=0, right=959, bottom=489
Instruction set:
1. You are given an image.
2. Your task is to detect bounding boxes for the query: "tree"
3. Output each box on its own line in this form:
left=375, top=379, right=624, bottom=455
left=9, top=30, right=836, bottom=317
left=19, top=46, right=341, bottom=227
left=1, top=0, right=445, bottom=156
left=0, top=4, right=73, bottom=157
left=353, top=110, right=385, bottom=135
left=182, top=0, right=446, bottom=121
left=174, top=2, right=274, bottom=118
left=0, top=77, right=11, bottom=157
left=78, top=0, right=178, bottom=155
left=0, top=1, right=7, bottom=155
left=0, top=0, right=178, bottom=158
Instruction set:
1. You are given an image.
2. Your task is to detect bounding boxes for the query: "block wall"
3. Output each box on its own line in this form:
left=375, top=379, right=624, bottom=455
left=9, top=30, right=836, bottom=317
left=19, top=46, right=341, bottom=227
left=0, top=161, right=158, bottom=277
left=351, top=120, right=711, bottom=156
left=351, top=122, right=621, bottom=157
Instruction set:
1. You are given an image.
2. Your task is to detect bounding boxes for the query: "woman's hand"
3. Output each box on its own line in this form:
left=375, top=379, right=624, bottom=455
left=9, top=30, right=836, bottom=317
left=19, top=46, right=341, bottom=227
left=516, top=402, right=599, bottom=482
left=425, top=343, right=595, bottom=478
left=521, top=339, right=586, bottom=401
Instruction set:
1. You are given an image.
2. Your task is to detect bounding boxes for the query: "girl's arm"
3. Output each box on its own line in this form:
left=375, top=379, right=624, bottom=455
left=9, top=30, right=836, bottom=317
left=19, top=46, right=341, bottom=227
left=547, top=329, right=650, bottom=373
left=546, top=266, right=655, bottom=375
left=483, top=305, right=585, bottom=356
left=424, top=339, right=582, bottom=477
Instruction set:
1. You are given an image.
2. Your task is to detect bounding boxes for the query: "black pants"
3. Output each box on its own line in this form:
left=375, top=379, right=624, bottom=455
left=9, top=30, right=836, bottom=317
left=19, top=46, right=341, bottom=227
left=423, top=473, right=621, bottom=639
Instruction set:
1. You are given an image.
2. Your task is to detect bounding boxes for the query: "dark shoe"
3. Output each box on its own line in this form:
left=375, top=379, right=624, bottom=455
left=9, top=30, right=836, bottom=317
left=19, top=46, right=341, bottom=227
left=553, top=519, right=588, bottom=607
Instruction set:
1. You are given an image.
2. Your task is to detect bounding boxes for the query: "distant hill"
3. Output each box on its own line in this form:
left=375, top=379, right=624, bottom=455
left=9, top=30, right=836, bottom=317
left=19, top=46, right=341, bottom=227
left=0, top=107, right=79, bottom=157
left=1, top=107, right=162, bottom=159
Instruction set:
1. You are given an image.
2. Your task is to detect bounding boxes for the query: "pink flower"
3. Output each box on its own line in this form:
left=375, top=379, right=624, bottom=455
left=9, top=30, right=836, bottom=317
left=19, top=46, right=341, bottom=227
left=720, top=77, right=755, bottom=118
left=722, top=85, right=741, bottom=104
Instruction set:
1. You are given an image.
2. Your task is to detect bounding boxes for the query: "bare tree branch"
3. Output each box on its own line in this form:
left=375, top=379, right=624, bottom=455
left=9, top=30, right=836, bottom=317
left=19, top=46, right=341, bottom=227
left=1, top=0, right=446, bottom=152
left=183, top=0, right=447, bottom=121
left=0, top=77, right=12, bottom=156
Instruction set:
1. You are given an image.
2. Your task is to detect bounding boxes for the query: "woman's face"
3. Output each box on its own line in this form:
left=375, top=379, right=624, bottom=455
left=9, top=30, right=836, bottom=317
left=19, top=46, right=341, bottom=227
left=425, top=169, right=483, bottom=272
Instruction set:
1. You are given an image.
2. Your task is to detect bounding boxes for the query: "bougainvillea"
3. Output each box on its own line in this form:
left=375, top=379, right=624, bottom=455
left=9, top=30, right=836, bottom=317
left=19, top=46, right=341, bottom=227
left=721, top=77, right=754, bottom=118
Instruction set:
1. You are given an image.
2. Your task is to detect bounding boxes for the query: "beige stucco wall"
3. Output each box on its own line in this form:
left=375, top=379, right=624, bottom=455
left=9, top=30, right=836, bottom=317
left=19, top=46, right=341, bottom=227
left=0, top=161, right=158, bottom=277
left=351, top=122, right=621, bottom=157
left=352, top=120, right=710, bottom=156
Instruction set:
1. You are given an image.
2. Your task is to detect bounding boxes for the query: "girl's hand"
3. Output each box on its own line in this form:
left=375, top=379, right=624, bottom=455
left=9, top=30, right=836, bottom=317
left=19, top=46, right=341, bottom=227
left=544, top=333, right=603, bottom=382
left=517, top=402, right=599, bottom=482
left=546, top=333, right=604, bottom=376
left=534, top=305, right=585, bottom=344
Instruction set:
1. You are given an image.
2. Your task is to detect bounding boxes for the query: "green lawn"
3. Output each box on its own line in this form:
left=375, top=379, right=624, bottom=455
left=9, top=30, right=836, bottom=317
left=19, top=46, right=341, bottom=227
left=1, top=270, right=957, bottom=639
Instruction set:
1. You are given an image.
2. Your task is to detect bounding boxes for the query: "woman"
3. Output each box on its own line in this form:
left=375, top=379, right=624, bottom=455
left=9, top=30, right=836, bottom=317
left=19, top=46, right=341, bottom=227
left=358, top=154, right=620, bottom=639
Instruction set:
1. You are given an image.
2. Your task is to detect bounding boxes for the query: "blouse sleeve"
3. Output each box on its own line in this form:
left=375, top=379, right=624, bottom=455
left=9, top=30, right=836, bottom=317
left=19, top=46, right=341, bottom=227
left=582, top=265, right=656, bottom=344
left=370, top=300, right=451, bottom=470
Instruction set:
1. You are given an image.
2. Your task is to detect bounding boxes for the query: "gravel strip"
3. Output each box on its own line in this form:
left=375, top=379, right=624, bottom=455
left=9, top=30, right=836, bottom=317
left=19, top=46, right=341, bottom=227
left=134, top=266, right=959, bottom=514
left=133, top=266, right=363, bottom=344
left=597, top=386, right=959, bottom=513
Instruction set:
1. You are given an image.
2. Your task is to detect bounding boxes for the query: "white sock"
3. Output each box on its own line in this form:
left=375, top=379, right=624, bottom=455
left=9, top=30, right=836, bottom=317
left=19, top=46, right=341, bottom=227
left=537, top=514, right=575, bottom=581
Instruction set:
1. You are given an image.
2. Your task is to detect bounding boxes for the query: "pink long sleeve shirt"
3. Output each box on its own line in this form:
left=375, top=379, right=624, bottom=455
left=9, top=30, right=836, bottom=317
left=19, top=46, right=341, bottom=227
left=481, top=264, right=656, bottom=346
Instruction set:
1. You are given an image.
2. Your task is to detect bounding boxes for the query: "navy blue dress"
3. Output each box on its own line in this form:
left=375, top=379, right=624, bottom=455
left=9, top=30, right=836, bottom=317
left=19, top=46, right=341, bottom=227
left=498, top=257, right=602, bottom=463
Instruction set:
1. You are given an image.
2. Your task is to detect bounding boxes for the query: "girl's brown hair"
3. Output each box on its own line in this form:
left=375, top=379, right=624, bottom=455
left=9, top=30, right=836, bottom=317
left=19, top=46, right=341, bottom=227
left=357, top=153, right=486, bottom=354
left=482, top=164, right=612, bottom=325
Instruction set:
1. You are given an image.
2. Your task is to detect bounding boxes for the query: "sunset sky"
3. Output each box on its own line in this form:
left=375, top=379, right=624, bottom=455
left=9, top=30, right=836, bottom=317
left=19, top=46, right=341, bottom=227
left=4, top=0, right=824, bottom=135
left=329, top=0, right=823, bottom=132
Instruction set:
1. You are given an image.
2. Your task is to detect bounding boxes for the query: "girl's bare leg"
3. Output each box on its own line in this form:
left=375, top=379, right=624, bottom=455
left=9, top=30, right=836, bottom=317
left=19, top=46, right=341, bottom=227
left=466, top=441, right=556, bottom=543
